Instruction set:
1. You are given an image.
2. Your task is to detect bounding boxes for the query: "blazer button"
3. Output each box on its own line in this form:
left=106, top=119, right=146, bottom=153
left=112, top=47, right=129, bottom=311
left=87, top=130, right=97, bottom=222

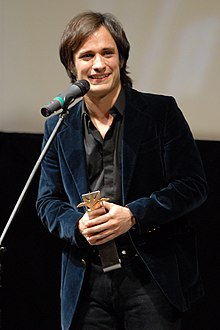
left=81, top=259, right=87, bottom=265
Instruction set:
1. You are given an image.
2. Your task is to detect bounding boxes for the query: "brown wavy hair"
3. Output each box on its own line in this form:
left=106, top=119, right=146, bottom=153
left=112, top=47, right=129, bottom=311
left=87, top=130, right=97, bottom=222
left=59, top=11, right=132, bottom=87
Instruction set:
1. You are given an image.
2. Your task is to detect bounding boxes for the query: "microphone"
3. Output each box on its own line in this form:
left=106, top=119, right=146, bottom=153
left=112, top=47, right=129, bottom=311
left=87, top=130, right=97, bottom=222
left=41, top=80, right=90, bottom=117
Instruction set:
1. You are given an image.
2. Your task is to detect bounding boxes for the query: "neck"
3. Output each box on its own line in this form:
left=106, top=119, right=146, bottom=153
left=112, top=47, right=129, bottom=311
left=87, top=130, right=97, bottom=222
left=84, top=85, right=121, bottom=119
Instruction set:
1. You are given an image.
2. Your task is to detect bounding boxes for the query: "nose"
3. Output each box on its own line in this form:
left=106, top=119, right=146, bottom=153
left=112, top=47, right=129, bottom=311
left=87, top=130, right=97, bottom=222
left=92, top=54, right=106, bottom=70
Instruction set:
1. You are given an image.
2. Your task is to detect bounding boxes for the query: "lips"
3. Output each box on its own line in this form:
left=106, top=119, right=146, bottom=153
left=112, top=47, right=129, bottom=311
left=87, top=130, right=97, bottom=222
left=89, top=73, right=110, bottom=79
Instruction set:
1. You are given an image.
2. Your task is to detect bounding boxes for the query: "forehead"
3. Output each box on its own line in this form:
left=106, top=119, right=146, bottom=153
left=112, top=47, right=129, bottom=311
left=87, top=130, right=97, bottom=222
left=76, top=26, right=118, bottom=54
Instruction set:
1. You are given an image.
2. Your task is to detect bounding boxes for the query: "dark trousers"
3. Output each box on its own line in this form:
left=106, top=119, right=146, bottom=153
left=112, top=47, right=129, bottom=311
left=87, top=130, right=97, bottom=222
left=72, top=250, right=182, bottom=330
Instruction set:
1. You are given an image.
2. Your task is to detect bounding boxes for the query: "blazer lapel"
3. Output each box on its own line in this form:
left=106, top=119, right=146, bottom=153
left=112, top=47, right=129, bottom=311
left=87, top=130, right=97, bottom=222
left=57, top=103, right=90, bottom=197
left=122, top=90, right=144, bottom=203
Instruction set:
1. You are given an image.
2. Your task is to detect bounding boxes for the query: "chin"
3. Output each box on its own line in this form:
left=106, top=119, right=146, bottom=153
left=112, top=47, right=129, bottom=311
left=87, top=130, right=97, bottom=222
left=90, top=84, right=110, bottom=94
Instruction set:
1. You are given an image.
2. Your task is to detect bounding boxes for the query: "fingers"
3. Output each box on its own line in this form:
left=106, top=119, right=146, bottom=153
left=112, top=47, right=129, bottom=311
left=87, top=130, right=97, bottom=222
left=102, top=201, right=112, bottom=212
left=87, top=232, right=115, bottom=245
left=87, top=207, right=106, bottom=220
left=78, top=202, right=135, bottom=246
left=78, top=207, right=109, bottom=244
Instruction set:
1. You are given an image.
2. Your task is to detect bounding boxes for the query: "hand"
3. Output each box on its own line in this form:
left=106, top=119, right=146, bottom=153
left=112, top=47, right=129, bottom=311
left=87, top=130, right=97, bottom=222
left=78, top=202, right=135, bottom=245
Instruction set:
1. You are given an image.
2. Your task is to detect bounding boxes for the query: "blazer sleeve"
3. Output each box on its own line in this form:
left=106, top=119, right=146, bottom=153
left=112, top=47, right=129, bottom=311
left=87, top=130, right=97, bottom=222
left=36, top=116, right=88, bottom=247
left=126, top=96, right=208, bottom=234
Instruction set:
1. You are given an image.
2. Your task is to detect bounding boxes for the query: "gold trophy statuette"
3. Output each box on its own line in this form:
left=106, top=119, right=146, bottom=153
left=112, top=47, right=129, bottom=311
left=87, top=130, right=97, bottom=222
left=77, top=191, right=121, bottom=272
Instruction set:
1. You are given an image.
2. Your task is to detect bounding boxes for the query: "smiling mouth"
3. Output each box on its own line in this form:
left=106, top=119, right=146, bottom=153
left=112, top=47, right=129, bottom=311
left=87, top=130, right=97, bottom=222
left=89, top=74, right=110, bottom=80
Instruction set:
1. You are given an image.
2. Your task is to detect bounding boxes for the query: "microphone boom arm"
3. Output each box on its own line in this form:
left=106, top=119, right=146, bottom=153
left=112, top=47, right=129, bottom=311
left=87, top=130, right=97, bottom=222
left=0, top=110, right=68, bottom=247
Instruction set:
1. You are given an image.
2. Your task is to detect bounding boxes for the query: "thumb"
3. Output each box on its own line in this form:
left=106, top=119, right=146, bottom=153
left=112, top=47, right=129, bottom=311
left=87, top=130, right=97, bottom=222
left=102, top=201, right=113, bottom=211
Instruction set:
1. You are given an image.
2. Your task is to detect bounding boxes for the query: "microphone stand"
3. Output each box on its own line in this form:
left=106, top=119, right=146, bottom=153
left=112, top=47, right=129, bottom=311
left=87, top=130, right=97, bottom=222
left=0, top=108, right=69, bottom=329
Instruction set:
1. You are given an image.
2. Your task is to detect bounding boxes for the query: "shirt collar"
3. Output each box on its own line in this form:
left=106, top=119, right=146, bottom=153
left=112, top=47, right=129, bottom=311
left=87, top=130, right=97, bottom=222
left=81, top=88, right=125, bottom=119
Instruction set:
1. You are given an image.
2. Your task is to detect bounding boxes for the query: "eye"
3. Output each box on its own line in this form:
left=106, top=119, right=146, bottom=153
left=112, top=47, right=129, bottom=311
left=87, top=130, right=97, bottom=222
left=80, top=53, right=93, bottom=60
left=103, top=50, right=114, bottom=57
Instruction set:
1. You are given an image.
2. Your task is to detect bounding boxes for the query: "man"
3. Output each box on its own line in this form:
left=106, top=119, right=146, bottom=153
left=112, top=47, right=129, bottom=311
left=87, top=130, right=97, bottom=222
left=36, top=11, right=208, bottom=330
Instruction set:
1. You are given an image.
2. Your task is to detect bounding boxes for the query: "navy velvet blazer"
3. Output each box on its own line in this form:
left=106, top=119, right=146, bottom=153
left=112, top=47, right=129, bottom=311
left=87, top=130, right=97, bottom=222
left=36, top=87, right=207, bottom=330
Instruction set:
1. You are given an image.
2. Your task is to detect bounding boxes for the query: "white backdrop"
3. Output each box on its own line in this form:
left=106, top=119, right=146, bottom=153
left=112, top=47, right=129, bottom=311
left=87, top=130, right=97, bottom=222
left=0, top=0, right=219, bottom=140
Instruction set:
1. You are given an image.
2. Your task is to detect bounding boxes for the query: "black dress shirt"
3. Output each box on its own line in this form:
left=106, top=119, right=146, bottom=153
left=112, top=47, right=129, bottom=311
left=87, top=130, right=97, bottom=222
left=82, top=89, right=125, bottom=205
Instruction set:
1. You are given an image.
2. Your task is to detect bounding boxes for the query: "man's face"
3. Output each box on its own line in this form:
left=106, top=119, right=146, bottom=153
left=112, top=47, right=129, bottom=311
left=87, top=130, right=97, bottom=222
left=74, top=26, right=123, bottom=99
